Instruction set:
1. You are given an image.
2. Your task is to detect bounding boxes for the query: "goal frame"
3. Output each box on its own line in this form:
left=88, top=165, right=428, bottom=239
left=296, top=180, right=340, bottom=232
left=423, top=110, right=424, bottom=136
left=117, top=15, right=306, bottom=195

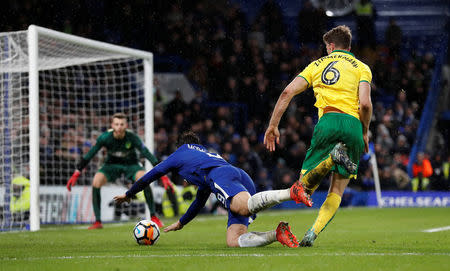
left=27, top=25, right=154, bottom=231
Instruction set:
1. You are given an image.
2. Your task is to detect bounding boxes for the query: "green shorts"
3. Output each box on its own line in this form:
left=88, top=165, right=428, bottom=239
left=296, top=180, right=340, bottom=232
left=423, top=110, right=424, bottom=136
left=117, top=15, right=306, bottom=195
left=301, top=113, right=364, bottom=179
left=98, top=163, right=144, bottom=182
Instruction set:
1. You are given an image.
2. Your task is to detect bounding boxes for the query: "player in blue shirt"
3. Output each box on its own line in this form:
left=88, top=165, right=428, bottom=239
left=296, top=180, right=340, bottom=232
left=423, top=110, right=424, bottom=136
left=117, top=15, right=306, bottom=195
left=114, top=131, right=312, bottom=248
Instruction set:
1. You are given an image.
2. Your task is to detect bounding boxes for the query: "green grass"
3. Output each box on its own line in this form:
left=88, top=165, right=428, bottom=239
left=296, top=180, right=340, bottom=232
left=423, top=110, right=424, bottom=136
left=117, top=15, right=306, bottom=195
left=1, top=208, right=449, bottom=271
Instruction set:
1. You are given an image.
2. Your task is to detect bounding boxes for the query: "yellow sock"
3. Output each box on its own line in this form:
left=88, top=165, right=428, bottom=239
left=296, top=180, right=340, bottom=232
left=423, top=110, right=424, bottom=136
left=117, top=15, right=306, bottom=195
left=311, top=192, right=341, bottom=235
left=301, top=155, right=334, bottom=195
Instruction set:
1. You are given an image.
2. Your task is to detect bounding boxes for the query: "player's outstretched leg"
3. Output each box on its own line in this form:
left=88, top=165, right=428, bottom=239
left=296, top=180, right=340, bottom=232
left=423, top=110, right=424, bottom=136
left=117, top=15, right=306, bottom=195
left=330, top=142, right=357, bottom=173
left=291, top=154, right=336, bottom=202
left=289, top=181, right=313, bottom=207
left=290, top=142, right=355, bottom=206
left=276, top=221, right=299, bottom=248
left=248, top=187, right=312, bottom=214
left=235, top=222, right=298, bottom=248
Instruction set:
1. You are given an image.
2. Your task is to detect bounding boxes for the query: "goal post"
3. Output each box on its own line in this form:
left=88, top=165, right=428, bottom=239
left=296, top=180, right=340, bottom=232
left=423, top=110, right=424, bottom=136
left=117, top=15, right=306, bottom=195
left=0, top=25, right=154, bottom=231
left=28, top=25, right=39, bottom=232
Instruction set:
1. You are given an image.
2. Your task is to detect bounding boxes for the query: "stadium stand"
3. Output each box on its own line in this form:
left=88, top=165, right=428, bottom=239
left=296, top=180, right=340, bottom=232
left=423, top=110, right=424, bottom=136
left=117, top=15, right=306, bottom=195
left=1, top=0, right=448, bottom=194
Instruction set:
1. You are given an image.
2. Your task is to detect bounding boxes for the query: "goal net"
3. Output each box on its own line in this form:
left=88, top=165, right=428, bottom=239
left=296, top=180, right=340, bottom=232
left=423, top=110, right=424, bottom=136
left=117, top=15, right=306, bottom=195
left=0, top=26, right=153, bottom=231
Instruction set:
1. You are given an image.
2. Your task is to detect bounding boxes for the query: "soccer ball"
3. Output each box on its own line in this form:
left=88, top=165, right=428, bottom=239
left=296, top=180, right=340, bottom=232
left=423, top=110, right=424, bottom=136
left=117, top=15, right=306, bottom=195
left=133, top=220, right=160, bottom=245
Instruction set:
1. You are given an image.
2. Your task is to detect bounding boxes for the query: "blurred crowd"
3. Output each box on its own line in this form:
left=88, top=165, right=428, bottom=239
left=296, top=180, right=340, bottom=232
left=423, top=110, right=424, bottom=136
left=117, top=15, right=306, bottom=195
left=148, top=0, right=449, bottom=192
left=3, top=0, right=448, bottom=191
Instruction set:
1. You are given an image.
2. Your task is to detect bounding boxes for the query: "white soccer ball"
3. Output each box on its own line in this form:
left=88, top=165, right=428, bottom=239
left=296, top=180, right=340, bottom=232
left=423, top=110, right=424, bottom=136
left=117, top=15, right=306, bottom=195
left=133, top=220, right=160, bottom=245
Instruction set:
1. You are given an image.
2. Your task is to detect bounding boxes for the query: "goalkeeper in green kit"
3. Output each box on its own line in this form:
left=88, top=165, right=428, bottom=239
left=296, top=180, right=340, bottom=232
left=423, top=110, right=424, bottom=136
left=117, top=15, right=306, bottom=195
left=67, top=113, right=173, bottom=229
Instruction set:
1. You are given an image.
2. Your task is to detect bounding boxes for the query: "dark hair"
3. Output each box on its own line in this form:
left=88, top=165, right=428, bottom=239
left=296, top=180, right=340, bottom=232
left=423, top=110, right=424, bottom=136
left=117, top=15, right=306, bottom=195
left=323, top=25, right=352, bottom=49
left=177, top=131, right=201, bottom=147
left=112, top=112, right=128, bottom=122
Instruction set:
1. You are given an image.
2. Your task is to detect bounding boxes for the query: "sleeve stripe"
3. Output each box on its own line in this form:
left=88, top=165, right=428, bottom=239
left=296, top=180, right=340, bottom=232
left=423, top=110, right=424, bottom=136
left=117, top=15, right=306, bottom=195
left=297, top=75, right=310, bottom=87
left=359, top=80, right=370, bottom=83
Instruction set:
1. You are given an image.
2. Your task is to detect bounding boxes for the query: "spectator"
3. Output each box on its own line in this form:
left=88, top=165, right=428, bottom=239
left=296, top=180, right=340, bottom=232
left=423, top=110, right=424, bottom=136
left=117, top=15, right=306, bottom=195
left=380, top=167, right=398, bottom=190
left=298, top=0, right=327, bottom=46
left=258, top=0, right=285, bottom=42
left=412, top=152, right=433, bottom=191
left=443, top=155, right=450, bottom=190
left=10, top=176, right=30, bottom=221
left=385, top=19, right=402, bottom=59
left=430, top=153, right=448, bottom=190
left=255, top=168, right=272, bottom=192
left=165, top=90, right=187, bottom=121
left=354, top=0, right=377, bottom=49
left=236, top=137, right=263, bottom=180
left=274, top=171, right=295, bottom=190
left=361, top=168, right=375, bottom=190
left=391, top=153, right=410, bottom=190
left=3, top=0, right=446, bottom=194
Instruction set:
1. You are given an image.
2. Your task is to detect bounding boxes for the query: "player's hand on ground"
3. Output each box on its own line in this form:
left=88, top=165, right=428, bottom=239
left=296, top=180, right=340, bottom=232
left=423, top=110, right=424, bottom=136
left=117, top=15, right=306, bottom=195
left=113, top=194, right=131, bottom=205
left=264, top=126, right=280, bottom=152
left=66, top=170, right=81, bottom=192
left=363, top=133, right=369, bottom=153
left=164, top=220, right=183, bottom=232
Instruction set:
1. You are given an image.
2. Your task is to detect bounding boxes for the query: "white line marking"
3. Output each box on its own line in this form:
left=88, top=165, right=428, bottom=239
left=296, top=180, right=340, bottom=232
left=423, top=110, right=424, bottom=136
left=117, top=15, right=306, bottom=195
left=2, top=252, right=450, bottom=261
left=72, top=223, right=131, bottom=230
left=422, top=226, right=450, bottom=233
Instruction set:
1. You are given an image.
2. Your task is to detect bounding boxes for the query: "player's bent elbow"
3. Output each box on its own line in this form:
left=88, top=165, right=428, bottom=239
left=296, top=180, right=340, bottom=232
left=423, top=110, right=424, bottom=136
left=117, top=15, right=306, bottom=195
left=282, top=88, right=295, bottom=98
left=359, top=101, right=372, bottom=112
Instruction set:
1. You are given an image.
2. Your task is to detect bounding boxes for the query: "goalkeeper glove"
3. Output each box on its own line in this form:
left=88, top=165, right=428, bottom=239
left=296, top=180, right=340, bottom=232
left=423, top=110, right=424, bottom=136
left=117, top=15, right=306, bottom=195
left=67, top=170, right=81, bottom=192
left=160, top=175, right=174, bottom=192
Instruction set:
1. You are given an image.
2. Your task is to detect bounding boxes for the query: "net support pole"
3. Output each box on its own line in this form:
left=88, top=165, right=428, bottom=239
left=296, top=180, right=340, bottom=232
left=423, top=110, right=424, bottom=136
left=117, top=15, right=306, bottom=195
left=28, top=25, right=40, bottom=231
left=144, top=57, right=154, bottom=219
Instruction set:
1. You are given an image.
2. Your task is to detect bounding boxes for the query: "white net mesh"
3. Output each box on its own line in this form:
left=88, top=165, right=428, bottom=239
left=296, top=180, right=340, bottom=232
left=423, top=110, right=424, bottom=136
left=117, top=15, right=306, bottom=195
left=0, top=31, right=30, bottom=231
left=0, top=29, right=149, bottom=231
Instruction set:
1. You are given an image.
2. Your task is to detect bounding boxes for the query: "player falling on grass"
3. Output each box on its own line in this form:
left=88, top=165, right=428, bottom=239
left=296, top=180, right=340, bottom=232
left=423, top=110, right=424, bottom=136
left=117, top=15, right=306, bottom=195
left=115, top=131, right=312, bottom=248
left=264, top=25, right=372, bottom=247
left=66, top=113, right=173, bottom=229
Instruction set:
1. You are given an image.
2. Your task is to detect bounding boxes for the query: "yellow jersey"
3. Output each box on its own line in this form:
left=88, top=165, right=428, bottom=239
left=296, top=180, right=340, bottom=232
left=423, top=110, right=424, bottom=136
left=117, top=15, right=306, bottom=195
left=298, top=50, right=372, bottom=119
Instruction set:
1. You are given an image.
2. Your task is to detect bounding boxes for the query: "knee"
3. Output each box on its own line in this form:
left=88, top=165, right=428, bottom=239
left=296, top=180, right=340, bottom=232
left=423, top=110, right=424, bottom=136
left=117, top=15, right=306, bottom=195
left=237, top=208, right=251, bottom=217
left=92, top=174, right=106, bottom=188
left=92, top=182, right=103, bottom=188
left=230, top=192, right=251, bottom=217
left=230, top=203, right=251, bottom=217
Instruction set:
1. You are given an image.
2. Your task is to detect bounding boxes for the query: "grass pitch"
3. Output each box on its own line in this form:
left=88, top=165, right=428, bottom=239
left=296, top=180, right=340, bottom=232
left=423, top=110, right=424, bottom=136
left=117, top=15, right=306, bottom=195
left=1, top=208, right=449, bottom=271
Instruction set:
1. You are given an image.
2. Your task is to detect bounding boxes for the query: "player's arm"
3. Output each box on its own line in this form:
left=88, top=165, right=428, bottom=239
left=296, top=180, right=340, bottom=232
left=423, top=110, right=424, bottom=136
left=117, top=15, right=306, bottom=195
left=164, top=186, right=211, bottom=232
left=67, top=136, right=104, bottom=191
left=131, top=134, right=174, bottom=190
left=114, top=153, right=179, bottom=204
left=132, top=134, right=159, bottom=166
left=264, top=76, right=308, bottom=151
left=359, top=81, right=372, bottom=153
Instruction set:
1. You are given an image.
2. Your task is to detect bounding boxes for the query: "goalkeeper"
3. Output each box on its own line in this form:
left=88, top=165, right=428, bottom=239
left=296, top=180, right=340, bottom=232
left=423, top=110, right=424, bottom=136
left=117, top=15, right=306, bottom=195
left=67, top=113, right=173, bottom=229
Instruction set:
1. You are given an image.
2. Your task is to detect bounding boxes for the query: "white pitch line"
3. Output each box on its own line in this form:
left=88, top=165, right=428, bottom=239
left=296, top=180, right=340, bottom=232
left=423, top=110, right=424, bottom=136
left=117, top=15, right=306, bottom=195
left=422, top=226, right=450, bottom=233
left=2, top=252, right=450, bottom=261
